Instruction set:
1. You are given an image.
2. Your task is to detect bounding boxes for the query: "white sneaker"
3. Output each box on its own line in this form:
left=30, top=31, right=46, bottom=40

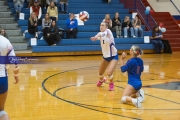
left=133, top=36, right=136, bottom=38
left=124, top=36, right=127, bottom=38
left=108, top=0, right=111, bottom=3
left=139, top=89, right=145, bottom=102
left=137, top=89, right=145, bottom=103
left=117, top=36, right=119, bottom=38
left=35, top=33, right=38, bottom=38
left=40, top=36, right=43, bottom=40
left=132, top=99, right=141, bottom=108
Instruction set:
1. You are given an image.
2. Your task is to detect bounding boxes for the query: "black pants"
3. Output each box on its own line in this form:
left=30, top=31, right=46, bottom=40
left=50, top=17, right=57, bottom=21
left=66, top=28, right=78, bottom=39
left=28, top=26, right=38, bottom=34
left=42, top=27, right=49, bottom=37
left=44, top=35, right=56, bottom=46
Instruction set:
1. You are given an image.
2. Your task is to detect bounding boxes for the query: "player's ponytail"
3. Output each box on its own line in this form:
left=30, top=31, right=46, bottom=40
left=131, top=45, right=141, bottom=57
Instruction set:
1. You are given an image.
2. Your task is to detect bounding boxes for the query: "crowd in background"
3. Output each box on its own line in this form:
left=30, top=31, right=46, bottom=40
left=3, top=0, right=163, bottom=53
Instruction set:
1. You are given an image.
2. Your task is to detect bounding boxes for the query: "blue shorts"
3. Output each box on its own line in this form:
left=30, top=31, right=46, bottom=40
left=103, top=54, right=119, bottom=62
left=0, top=76, right=8, bottom=94
left=128, top=80, right=142, bottom=91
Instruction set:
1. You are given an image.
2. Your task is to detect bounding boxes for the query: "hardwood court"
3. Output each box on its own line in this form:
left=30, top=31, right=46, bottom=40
left=5, top=53, right=180, bottom=120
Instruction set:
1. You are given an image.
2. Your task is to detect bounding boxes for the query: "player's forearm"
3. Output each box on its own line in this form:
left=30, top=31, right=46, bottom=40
left=120, top=59, right=124, bottom=67
left=13, top=65, right=20, bottom=75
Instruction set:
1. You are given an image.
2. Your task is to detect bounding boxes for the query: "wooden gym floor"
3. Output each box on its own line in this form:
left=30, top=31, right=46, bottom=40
left=5, top=52, right=180, bottom=120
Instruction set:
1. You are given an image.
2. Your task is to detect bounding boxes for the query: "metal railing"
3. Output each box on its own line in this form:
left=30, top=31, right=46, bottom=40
left=120, top=0, right=157, bottom=30
left=170, top=0, right=180, bottom=13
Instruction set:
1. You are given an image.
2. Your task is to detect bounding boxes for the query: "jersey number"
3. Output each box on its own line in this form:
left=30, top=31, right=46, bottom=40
left=136, top=66, right=140, bottom=74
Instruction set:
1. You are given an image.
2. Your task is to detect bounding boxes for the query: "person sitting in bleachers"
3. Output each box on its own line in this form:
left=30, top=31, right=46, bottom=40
left=150, top=25, right=163, bottom=54
left=112, top=12, right=122, bottom=38
left=28, top=12, right=38, bottom=38
left=122, top=16, right=135, bottom=38
left=102, top=14, right=112, bottom=29
left=44, top=20, right=61, bottom=46
left=65, top=13, right=78, bottom=39
left=1, top=29, right=9, bottom=39
left=42, top=13, right=52, bottom=39
left=46, top=0, right=58, bottom=8
left=104, top=0, right=111, bottom=3
left=28, top=0, right=41, bottom=8
left=47, top=1, right=58, bottom=21
left=132, top=15, right=143, bottom=38
left=58, top=0, right=68, bottom=14
left=30, top=0, right=42, bottom=25
left=13, top=0, right=25, bottom=17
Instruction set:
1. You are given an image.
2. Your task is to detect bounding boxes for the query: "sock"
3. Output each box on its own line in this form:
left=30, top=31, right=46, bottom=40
left=0, top=111, right=7, bottom=116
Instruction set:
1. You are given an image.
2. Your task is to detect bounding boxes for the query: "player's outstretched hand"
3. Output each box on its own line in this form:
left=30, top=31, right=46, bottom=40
left=120, top=52, right=127, bottom=60
left=90, top=37, right=98, bottom=41
left=14, top=75, right=19, bottom=84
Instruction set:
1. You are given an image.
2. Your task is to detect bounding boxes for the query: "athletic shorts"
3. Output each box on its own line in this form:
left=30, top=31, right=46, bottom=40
left=128, top=80, right=142, bottom=91
left=103, top=54, right=119, bottom=62
left=0, top=76, right=8, bottom=94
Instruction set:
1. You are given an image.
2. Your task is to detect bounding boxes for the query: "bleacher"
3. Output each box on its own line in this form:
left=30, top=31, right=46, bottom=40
left=8, top=0, right=156, bottom=54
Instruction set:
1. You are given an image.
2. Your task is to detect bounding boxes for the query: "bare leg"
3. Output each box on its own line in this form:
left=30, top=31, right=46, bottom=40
left=121, top=84, right=141, bottom=107
left=130, top=93, right=137, bottom=98
left=0, top=92, right=9, bottom=120
left=122, top=84, right=137, bottom=102
left=98, top=59, right=109, bottom=80
left=107, top=59, right=118, bottom=82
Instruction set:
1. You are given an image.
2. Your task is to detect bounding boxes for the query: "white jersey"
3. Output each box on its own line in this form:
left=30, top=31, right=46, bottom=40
left=0, top=35, right=16, bottom=77
left=97, top=29, right=117, bottom=58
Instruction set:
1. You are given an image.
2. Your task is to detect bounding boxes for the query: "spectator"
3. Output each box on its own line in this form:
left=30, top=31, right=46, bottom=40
left=102, top=14, right=112, bottom=29
left=44, top=20, right=61, bottom=46
left=122, top=16, right=135, bottom=38
left=150, top=25, right=163, bottom=54
left=42, top=13, right=52, bottom=38
left=65, top=13, right=78, bottom=39
left=28, top=12, right=38, bottom=38
left=132, top=15, right=143, bottom=38
left=112, top=12, right=122, bottom=38
left=46, top=0, right=58, bottom=8
left=58, top=0, right=68, bottom=14
left=1, top=29, right=9, bottom=39
left=47, top=1, right=58, bottom=21
left=13, top=0, right=24, bottom=16
left=104, top=0, right=111, bottom=3
left=30, top=0, right=42, bottom=25
left=28, top=0, right=41, bottom=8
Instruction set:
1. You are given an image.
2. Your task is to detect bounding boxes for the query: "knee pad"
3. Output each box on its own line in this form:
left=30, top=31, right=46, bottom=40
left=121, top=96, right=127, bottom=103
left=0, top=111, right=7, bottom=116
left=108, top=74, right=113, bottom=80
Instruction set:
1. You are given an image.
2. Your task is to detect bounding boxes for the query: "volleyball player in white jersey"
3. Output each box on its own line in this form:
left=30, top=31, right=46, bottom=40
left=0, top=35, right=19, bottom=120
left=90, top=22, right=118, bottom=91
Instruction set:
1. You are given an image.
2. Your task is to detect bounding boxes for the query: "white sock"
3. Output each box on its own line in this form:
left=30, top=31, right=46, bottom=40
left=121, top=96, right=127, bottom=103
left=0, top=111, right=7, bottom=116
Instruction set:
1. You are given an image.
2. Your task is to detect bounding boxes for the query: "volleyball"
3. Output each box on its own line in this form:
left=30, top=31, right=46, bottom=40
left=79, top=11, right=89, bottom=22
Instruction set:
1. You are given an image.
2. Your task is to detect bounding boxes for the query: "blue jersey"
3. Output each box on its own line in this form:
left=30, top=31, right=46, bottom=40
left=121, top=57, right=144, bottom=82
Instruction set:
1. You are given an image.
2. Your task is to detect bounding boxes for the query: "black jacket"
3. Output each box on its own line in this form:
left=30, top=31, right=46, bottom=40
left=112, top=17, right=121, bottom=28
left=122, top=20, right=132, bottom=28
left=28, top=19, right=38, bottom=34
left=47, top=26, right=61, bottom=42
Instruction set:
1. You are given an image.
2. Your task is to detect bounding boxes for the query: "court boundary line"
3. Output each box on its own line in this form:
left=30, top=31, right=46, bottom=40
left=42, top=66, right=180, bottom=119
